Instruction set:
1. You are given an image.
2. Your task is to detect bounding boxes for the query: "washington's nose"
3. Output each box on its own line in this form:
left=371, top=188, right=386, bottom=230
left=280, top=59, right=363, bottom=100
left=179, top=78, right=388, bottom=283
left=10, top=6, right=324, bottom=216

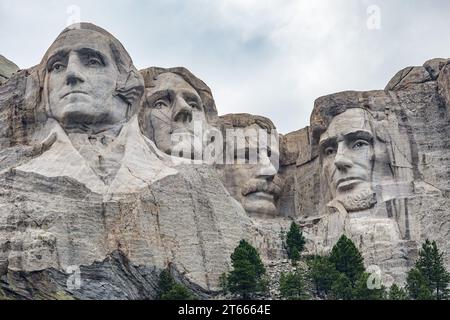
left=65, top=56, right=85, bottom=86
left=172, top=97, right=193, bottom=124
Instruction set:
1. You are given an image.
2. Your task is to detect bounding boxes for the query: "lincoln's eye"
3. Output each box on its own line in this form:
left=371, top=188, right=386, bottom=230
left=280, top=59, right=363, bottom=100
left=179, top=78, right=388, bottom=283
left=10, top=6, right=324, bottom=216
left=88, top=58, right=102, bottom=66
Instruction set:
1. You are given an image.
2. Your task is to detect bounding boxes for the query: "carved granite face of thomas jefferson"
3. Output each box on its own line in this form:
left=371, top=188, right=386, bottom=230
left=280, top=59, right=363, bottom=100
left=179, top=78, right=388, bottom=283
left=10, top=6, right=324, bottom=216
left=142, top=72, right=213, bottom=159
left=319, top=108, right=377, bottom=212
left=44, top=26, right=140, bottom=130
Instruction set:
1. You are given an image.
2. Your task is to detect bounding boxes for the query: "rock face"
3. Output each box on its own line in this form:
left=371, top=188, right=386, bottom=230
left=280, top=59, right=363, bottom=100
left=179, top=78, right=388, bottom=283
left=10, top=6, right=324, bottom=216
left=0, top=55, right=19, bottom=85
left=0, top=23, right=449, bottom=299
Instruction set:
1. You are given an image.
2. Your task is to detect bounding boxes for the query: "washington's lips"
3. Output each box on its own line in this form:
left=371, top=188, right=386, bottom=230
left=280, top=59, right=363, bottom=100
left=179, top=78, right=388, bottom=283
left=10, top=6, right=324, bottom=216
left=61, top=91, right=89, bottom=99
left=336, top=176, right=365, bottom=190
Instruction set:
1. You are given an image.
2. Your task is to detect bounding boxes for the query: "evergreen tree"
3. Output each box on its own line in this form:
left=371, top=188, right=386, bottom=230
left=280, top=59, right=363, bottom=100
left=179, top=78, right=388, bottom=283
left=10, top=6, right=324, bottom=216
left=160, top=284, right=196, bottom=300
left=388, top=284, right=408, bottom=300
left=279, top=269, right=308, bottom=300
left=157, top=269, right=196, bottom=300
left=330, top=273, right=353, bottom=300
left=353, top=272, right=387, bottom=300
left=329, top=235, right=365, bottom=286
left=285, top=222, right=306, bottom=262
left=307, top=255, right=339, bottom=298
left=406, top=268, right=433, bottom=300
left=227, top=240, right=266, bottom=299
left=415, top=239, right=450, bottom=300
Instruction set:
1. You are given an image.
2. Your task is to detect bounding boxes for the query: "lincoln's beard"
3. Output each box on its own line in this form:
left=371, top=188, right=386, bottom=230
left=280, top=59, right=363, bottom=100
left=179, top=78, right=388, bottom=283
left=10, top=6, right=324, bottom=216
left=333, top=188, right=377, bottom=212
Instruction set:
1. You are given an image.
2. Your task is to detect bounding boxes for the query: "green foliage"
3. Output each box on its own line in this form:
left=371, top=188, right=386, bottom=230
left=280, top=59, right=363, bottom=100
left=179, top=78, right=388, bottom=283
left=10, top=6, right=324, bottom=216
left=330, top=273, right=353, bottom=300
left=353, top=272, right=387, bottom=300
left=219, top=272, right=228, bottom=295
left=227, top=240, right=267, bottom=299
left=307, top=255, right=339, bottom=298
left=157, top=269, right=196, bottom=300
left=406, top=268, right=433, bottom=300
left=279, top=269, right=308, bottom=300
left=285, top=222, right=306, bottom=262
left=415, top=239, right=450, bottom=300
left=388, top=284, right=408, bottom=300
left=329, top=235, right=365, bottom=286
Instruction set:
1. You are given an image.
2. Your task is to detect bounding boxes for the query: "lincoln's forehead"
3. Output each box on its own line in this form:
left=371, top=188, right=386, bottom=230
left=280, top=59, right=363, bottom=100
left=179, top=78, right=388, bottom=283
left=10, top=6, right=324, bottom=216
left=320, top=108, right=373, bottom=142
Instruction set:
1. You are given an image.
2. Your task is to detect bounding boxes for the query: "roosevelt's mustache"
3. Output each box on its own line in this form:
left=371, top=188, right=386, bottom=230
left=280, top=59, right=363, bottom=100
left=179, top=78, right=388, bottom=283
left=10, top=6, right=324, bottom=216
left=241, top=178, right=282, bottom=197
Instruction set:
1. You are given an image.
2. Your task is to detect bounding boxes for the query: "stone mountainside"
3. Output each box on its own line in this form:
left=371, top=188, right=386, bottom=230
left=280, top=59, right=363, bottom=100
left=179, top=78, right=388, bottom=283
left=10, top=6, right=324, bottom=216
left=0, top=55, right=19, bottom=86
left=0, top=24, right=448, bottom=300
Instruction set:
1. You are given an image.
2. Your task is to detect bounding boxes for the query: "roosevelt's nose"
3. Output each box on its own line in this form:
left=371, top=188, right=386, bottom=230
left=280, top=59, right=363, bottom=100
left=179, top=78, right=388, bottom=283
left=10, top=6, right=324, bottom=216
left=172, top=96, right=193, bottom=124
left=257, top=153, right=277, bottom=179
left=334, top=143, right=353, bottom=170
left=65, top=55, right=85, bottom=86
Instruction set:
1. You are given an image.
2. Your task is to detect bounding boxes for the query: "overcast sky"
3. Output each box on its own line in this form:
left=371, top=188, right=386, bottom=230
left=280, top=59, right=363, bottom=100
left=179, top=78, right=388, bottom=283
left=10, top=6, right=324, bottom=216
left=1, top=0, right=450, bottom=133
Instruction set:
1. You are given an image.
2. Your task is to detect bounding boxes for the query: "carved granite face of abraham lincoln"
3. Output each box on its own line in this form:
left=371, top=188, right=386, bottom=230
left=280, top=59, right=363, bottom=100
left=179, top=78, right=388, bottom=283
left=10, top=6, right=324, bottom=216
left=319, top=108, right=377, bottom=212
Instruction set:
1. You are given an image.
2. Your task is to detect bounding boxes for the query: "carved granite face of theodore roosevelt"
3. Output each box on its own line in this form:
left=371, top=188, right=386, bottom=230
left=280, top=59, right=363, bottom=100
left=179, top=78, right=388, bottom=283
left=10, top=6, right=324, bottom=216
left=219, top=124, right=280, bottom=217
left=142, top=72, right=213, bottom=159
left=46, top=31, right=127, bottom=128
left=319, top=108, right=377, bottom=212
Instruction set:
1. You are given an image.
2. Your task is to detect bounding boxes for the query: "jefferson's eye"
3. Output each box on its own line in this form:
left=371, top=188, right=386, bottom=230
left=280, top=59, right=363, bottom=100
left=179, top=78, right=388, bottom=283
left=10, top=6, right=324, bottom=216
left=154, top=100, right=169, bottom=108
left=189, top=102, right=201, bottom=110
left=352, top=140, right=369, bottom=149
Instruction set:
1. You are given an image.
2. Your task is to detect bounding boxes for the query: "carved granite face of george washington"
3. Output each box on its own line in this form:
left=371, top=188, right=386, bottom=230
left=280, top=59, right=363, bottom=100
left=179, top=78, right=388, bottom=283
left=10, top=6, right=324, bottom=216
left=45, top=29, right=130, bottom=129
left=319, top=108, right=377, bottom=211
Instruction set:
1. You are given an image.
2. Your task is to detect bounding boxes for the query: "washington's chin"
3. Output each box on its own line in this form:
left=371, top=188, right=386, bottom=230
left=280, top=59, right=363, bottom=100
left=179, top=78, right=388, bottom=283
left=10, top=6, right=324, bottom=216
left=242, top=192, right=278, bottom=217
left=53, top=103, right=110, bottom=124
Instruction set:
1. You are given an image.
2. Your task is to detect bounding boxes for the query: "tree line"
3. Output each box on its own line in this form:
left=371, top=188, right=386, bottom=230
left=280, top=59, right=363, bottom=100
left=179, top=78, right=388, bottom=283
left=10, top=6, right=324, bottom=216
left=156, top=222, right=450, bottom=300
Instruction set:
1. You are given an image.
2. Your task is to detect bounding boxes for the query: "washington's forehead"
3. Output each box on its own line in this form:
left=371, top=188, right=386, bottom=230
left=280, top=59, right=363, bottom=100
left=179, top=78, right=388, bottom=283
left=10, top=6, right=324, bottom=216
left=46, top=31, right=113, bottom=59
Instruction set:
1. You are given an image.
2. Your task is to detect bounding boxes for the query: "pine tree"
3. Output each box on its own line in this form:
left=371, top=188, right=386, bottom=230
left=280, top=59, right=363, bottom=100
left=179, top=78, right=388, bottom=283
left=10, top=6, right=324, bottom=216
left=307, top=255, right=339, bottom=298
left=330, top=273, right=353, bottom=300
left=157, top=269, right=196, bottom=300
left=406, top=268, right=433, bottom=300
left=279, top=269, right=308, bottom=300
left=388, top=284, right=408, bottom=300
left=227, top=240, right=266, bottom=299
left=285, top=222, right=306, bottom=262
left=329, top=235, right=365, bottom=286
left=353, top=272, right=387, bottom=300
left=415, top=239, right=450, bottom=300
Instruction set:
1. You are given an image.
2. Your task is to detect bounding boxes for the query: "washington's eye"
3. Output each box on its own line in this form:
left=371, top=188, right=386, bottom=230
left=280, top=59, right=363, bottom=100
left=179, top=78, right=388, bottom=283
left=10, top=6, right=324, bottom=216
left=325, top=148, right=336, bottom=156
left=51, top=62, right=66, bottom=72
left=352, top=140, right=369, bottom=149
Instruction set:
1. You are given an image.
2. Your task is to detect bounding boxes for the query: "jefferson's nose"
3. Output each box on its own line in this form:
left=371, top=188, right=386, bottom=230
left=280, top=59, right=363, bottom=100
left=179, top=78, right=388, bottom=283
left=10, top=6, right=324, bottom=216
left=334, top=144, right=353, bottom=170
left=65, top=55, right=85, bottom=86
left=172, top=97, right=193, bottom=124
